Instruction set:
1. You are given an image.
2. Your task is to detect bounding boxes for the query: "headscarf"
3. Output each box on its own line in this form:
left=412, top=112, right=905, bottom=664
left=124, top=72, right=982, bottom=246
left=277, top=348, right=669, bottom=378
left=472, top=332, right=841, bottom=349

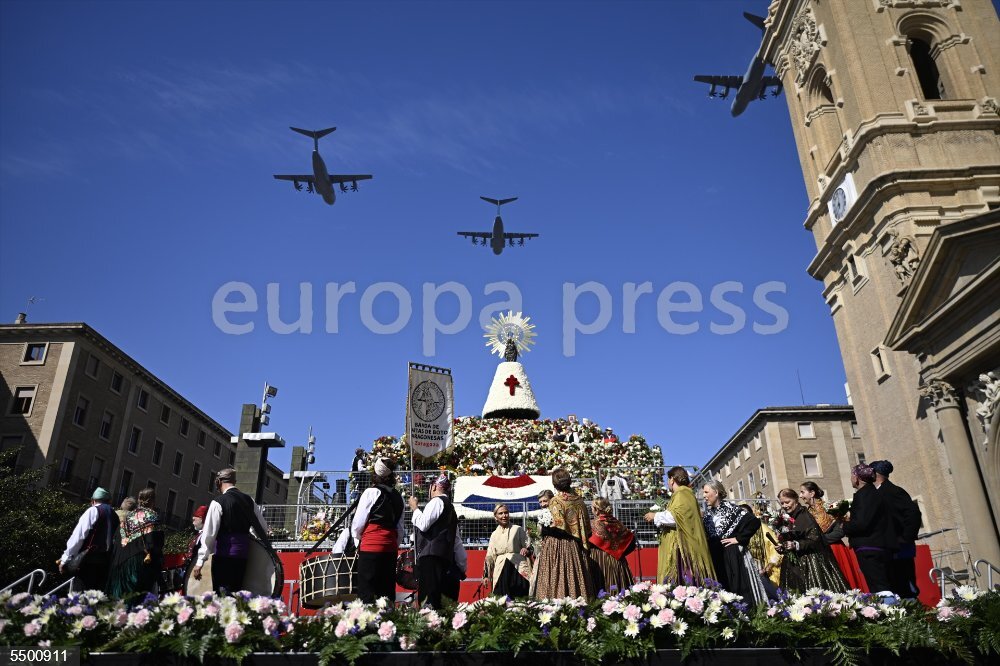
left=852, top=463, right=875, bottom=483
left=374, top=457, right=393, bottom=478
left=869, top=460, right=893, bottom=477
left=431, top=473, right=450, bottom=493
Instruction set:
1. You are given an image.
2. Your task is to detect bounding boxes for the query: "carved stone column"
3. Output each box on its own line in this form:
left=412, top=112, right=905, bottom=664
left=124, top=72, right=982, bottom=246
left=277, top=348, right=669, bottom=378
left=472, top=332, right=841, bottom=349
left=920, top=380, right=1000, bottom=568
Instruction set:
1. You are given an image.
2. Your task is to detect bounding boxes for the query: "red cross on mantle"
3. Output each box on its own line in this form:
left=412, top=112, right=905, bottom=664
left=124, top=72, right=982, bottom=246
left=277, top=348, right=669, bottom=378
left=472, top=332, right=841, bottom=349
left=504, top=374, right=520, bottom=396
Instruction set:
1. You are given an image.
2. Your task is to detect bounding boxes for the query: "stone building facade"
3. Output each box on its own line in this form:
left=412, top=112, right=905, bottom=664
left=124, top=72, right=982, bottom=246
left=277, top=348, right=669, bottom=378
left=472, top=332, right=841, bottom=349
left=701, top=405, right=867, bottom=504
left=757, top=0, right=1000, bottom=572
left=0, top=319, right=288, bottom=528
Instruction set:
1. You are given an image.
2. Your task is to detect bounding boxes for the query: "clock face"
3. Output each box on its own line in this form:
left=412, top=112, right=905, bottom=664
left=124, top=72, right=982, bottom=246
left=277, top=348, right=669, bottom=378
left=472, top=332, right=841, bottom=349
left=831, top=187, right=848, bottom=220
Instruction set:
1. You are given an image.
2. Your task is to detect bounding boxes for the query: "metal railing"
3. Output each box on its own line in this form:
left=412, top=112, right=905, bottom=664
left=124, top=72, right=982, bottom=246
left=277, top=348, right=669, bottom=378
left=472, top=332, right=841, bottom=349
left=973, top=558, right=1000, bottom=591
left=930, top=566, right=969, bottom=600
left=1, top=569, right=46, bottom=594
left=44, top=578, right=75, bottom=597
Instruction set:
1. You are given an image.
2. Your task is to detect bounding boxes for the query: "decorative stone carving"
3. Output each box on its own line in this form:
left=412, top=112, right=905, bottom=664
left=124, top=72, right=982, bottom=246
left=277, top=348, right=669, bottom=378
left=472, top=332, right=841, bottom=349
left=969, top=371, right=1000, bottom=449
left=878, top=0, right=954, bottom=8
left=764, top=0, right=781, bottom=28
left=886, top=229, right=921, bottom=285
left=982, top=98, right=1000, bottom=116
left=920, top=379, right=959, bottom=408
left=784, top=6, right=821, bottom=87
left=914, top=103, right=930, bottom=116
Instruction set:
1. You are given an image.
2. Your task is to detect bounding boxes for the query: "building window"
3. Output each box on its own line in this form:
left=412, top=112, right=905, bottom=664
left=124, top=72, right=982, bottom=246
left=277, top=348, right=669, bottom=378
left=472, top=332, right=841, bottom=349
left=9, top=386, right=37, bottom=416
left=197, top=431, right=206, bottom=448
left=127, top=427, right=141, bottom=454
left=754, top=433, right=762, bottom=451
left=213, top=440, right=222, bottom=458
left=748, top=471, right=756, bottom=494
left=908, top=37, right=944, bottom=100
left=160, top=404, right=171, bottom=426
left=191, top=462, right=201, bottom=486
left=99, top=411, right=115, bottom=441
left=850, top=421, right=860, bottom=438
left=185, top=499, right=194, bottom=522
left=871, top=346, right=891, bottom=381
left=265, top=476, right=272, bottom=490
left=147, top=480, right=157, bottom=492
left=21, top=343, right=48, bottom=364
left=857, top=452, right=867, bottom=466
left=797, top=422, right=815, bottom=439
left=179, top=418, right=190, bottom=437
left=152, top=439, right=164, bottom=466
left=110, top=371, right=124, bottom=395
left=734, top=453, right=742, bottom=469
left=737, top=479, right=745, bottom=498
left=166, top=490, right=177, bottom=521
left=228, top=449, right=236, bottom=465
left=803, top=454, right=822, bottom=477
left=58, top=444, right=78, bottom=483
left=73, top=396, right=90, bottom=427
left=207, top=471, right=216, bottom=492
left=117, top=469, right=134, bottom=505
left=173, top=451, right=184, bottom=476
left=759, top=462, right=767, bottom=487
left=87, top=457, right=105, bottom=496
left=84, top=353, right=100, bottom=379
left=136, top=388, right=149, bottom=411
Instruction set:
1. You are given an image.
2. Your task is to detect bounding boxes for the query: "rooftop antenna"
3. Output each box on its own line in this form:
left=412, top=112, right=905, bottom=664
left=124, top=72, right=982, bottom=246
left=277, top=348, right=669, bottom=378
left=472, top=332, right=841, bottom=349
left=796, top=369, right=806, bottom=405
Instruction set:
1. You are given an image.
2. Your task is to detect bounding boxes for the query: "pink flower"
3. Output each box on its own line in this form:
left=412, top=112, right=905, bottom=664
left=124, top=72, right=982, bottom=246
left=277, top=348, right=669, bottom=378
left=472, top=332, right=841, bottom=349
left=177, top=607, right=193, bottom=625
left=23, top=621, right=41, bottom=637
left=623, top=605, right=642, bottom=621
left=204, top=603, right=219, bottom=618
left=81, top=616, right=97, bottom=631
left=378, top=621, right=396, bottom=641
left=672, top=585, right=688, bottom=600
left=684, top=597, right=704, bottom=614
left=766, top=607, right=778, bottom=617
left=586, top=617, right=597, bottom=633
left=601, top=600, right=619, bottom=615
left=936, top=606, right=954, bottom=621
left=860, top=606, right=878, bottom=619
left=67, top=605, right=83, bottom=616
left=452, top=611, right=468, bottom=630
left=263, top=616, right=278, bottom=634
left=399, top=635, right=416, bottom=651
left=224, top=621, right=244, bottom=644
left=686, top=586, right=700, bottom=597
left=114, top=610, right=128, bottom=627
left=657, top=609, right=676, bottom=624
left=334, top=620, right=350, bottom=637
left=129, top=609, right=150, bottom=628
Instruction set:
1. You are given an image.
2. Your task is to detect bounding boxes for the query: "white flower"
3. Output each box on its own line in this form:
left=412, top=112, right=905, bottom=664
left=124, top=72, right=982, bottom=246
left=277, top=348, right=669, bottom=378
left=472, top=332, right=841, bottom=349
left=722, top=627, right=735, bottom=640
left=671, top=620, right=688, bottom=636
left=159, top=620, right=175, bottom=635
left=624, top=621, right=640, bottom=637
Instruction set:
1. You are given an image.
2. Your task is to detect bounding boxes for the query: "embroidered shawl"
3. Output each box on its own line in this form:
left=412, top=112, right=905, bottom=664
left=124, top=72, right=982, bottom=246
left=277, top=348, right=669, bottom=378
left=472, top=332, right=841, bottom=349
left=119, top=508, right=162, bottom=547
left=702, top=501, right=748, bottom=540
left=550, top=491, right=591, bottom=549
left=808, top=502, right=837, bottom=533
left=589, top=512, right=635, bottom=560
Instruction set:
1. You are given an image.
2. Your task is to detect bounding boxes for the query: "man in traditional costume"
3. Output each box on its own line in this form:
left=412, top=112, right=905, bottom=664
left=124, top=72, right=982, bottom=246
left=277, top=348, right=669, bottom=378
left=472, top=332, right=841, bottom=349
left=643, top=466, right=715, bottom=586
left=409, top=474, right=467, bottom=609
left=352, top=457, right=405, bottom=603
left=192, top=468, right=270, bottom=594
left=843, top=463, right=895, bottom=595
left=59, top=487, right=120, bottom=592
left=870, top=460, right=922, bottom=599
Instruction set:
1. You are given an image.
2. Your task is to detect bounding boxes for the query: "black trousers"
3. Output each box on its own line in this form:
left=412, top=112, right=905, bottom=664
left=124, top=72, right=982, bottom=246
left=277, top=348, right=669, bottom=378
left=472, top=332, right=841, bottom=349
left=417, top=554, right=460, bottom=610
left=357, top=551, right=397, bottom=603
left=889, top=555, right=918, bottom=598
left=212, top=555, right=248, bottom=594
left=855, top=548, right=893, bottom=594
left=77, top=552, right=111, bottom=592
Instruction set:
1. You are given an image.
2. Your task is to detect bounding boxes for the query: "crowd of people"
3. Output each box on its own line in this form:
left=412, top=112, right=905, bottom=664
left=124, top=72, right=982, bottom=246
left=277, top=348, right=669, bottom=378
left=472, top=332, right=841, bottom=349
left=59, top=468, right=270, bottom=601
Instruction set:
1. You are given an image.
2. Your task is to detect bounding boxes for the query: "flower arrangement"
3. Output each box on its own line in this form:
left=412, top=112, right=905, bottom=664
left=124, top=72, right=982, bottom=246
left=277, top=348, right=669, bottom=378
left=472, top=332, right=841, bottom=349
left=299, top=511, right=332, bottom=542
left=3, top=586, right=999, bottom=664
left=825, top=499, right=851, bottom=519
left=367, top=416, right=664, bottom=497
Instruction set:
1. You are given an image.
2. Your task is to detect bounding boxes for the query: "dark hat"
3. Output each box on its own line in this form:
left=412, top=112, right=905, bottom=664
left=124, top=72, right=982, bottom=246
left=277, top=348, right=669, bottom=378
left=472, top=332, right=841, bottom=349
left=870, top=460, right=894, bottom=477
left=355, top=447, right=365, bottom=455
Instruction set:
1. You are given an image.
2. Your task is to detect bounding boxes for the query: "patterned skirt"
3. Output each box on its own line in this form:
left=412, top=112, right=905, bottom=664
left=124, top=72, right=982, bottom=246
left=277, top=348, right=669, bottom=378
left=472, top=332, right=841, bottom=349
left=533, top=536, right=595, bottom=601
left=780, top=550, right=849, bottom=594
left=588, top=547, right=634, bottom=596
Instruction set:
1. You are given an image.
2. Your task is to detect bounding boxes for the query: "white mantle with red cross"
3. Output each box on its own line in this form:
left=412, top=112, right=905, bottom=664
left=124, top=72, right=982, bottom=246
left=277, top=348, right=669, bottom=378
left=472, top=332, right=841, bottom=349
left=481, top=361, right=540, bottom=419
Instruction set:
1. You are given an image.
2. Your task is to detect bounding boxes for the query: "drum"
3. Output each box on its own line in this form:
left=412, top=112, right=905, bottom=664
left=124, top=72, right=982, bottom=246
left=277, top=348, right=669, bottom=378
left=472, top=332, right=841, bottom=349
left=395, top=550, right=418, bottom=591
left=184, top=537, right=284, bottom=597
left=299, top=553, right=359, bottom=608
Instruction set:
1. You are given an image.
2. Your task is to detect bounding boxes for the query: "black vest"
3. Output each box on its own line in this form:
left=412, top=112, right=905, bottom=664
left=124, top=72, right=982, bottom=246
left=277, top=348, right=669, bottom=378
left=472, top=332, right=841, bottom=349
left=87, top=503, right=119, bottom=554
left=216, top=488, right=257, bottom=536
left=368, top=484, right=404, bottom=529
left=415, top=495, right=458, bottom=561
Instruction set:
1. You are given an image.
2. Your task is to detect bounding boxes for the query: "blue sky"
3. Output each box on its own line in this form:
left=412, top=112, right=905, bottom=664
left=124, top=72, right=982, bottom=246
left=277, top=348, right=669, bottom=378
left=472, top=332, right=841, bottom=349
left=0, top=0, right=852, bottom=474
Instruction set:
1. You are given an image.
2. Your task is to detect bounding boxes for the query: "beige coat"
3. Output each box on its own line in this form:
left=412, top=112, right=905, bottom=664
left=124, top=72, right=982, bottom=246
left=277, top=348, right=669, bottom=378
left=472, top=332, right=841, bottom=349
left=485, top=524, right=531, bottom=586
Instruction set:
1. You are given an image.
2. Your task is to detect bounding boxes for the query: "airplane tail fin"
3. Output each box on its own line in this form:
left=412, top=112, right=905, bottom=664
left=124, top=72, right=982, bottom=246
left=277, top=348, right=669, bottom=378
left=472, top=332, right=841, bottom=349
left=290, top=126, right=337, bottom=141
left=480, top=196, right=518, bottom=207
left=743, top=12, right=766, bottom=31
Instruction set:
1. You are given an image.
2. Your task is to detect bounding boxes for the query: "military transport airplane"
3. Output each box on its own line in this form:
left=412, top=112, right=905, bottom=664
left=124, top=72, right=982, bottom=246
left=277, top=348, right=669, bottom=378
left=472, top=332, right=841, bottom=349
left=693, top=12, right=783, bottom=117
left=273, top=127, right=372, bottom=205
left=457, top=197, right=538, bottom=256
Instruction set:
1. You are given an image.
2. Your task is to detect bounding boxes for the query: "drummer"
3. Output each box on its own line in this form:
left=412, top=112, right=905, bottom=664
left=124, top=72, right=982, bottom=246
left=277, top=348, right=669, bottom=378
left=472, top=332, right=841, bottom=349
left=351, top=457, right=404, bottom=603
left=192, top=468, right=270, bottom=594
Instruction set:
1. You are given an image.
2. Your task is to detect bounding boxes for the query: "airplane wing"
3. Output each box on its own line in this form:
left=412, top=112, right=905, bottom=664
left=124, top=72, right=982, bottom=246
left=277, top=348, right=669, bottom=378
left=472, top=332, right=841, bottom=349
left=503, top=233, right=539, bottom=239
left=457, top=232, right=492, bottom=239
left=273, top=174, right=315, bottom=182
left=693, top=75, right=743, bottom=88
left=328, top=174, right=373, bottom=185
left=762, top=76, right=783, bottom=94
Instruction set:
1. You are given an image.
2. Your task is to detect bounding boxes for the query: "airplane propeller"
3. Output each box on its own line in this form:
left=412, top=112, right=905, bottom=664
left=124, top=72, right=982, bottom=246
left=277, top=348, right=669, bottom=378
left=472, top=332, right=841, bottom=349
left=293, top=180, right=302, bottom=191
left=518, top=238, right=525, bottom=246
left=709, top=84, right=718, bottom=98
left=306, top=182, right=315, bottom=193
left=351, top=181, right=359, bottom=192
left=340, top=182, right=349, bottom=193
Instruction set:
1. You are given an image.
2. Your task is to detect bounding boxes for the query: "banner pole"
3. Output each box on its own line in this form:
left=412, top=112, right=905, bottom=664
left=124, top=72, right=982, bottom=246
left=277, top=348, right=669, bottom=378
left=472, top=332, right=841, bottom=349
left=406, top=363, right=415, bottom=499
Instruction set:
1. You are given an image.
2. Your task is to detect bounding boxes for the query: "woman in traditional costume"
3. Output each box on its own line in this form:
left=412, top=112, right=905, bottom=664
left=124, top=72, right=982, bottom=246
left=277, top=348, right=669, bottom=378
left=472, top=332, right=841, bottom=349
left=533, top=469, right=595, bottom=601
left=799, top=482, right=868, bottom=592
left=775, top=488, right=848, bottom=593
left=701, top=482, right=768, bottom=605
left=643, top=466, right=715, bottom=586
left=748, top=502, right=782, bottom=590
left=587, top=498, right=635, bottom=594
left=485, top=503, right=531, bottom=598
left=528, top=489, right=554, bottom=597
left=108, top=487, right=164, bottom=599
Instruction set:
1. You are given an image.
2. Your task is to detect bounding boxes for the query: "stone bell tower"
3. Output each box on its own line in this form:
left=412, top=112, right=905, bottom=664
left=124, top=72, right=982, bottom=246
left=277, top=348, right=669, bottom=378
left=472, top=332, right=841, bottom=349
left=758, top=0, right=1000, bottom=572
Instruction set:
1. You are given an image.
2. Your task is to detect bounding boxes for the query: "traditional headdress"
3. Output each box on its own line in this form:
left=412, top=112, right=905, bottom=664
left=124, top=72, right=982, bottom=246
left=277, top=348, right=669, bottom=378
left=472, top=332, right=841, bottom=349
left=193, top=505, right=208, bottom=520
left=869, top=460, right=893, bottom=477
left=374, top=457, right=394, bottom=478
left=431, top=473, right=451, bottom=492
left=852, top=463, right=875, bottom=483
left=91, top=487, right=110, bottom=501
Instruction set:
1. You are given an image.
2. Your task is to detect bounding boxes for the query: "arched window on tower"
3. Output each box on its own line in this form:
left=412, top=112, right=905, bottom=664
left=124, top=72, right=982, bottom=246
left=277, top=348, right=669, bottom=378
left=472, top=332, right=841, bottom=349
left=804, top=67, right=843, bottom=172
left=908, top=37, right=944, bottom=99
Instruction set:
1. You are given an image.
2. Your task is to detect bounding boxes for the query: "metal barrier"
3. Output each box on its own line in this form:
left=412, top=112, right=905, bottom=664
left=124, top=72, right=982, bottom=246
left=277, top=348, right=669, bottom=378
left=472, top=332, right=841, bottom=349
left=973, top=558, right=1000, bottom=591
left=1, top=569, right=46, bottom=594
left=44, top=578, right=75, bottom=597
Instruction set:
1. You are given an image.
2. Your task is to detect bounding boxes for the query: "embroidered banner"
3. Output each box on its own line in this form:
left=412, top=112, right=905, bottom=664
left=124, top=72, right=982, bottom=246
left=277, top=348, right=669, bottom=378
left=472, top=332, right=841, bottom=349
left=406, top=363, right=454, bottom=460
